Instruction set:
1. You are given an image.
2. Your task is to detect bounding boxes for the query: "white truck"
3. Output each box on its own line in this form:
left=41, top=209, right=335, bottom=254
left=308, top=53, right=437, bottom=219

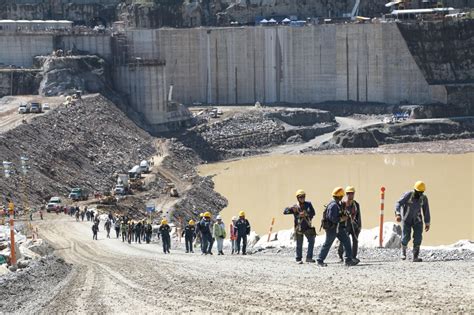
left=139, top=160, right=150, bottom=173
left=114, top=174, right=129, bottom=195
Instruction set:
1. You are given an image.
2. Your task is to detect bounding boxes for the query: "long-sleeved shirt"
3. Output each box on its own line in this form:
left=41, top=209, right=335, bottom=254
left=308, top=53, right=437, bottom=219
left=213, top=222, right=226, bottom=238
left=395, top=191, right=430, bottom=225
left=235, top=218, right=251, bottom=236
left=159, top=224, right=171, bottom=237
left=344, top=200, right=362, bottom=229
left=283, top=201, right=316, bottom=232
left=198, top=219, right=212, bottom=235
left=182, top=225, right=196, bottom=238
left=325, top=200, right=344, bottom=224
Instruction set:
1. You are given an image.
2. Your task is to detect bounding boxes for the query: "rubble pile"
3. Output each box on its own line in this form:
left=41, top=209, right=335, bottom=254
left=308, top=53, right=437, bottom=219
left=196, top=111, right=286, bottom=150
left=0, top=94, right=156, bottom=207
left=331, top=117, right=474, bottom=148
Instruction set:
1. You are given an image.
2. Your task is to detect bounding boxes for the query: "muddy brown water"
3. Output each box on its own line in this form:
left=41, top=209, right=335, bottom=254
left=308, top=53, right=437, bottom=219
left=199, top=153, right=473, bottom=246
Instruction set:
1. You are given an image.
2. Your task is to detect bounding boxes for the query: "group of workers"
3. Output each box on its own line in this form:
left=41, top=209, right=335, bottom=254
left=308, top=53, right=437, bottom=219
left=81, top=180, right=430, bottom=265
left=181, top=211, right=251, bottom=255
left=284, top=180, right=430, bottom=266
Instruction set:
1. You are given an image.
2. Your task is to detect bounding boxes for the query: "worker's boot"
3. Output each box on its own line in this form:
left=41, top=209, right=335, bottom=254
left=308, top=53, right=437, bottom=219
left=413, top=246, right=423, bottom=262
left=401, top=245, right=407, bottom=260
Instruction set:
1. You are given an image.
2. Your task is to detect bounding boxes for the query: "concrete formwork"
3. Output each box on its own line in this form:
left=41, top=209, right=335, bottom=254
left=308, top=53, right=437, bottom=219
left=126, top=24, right=441, bottom=105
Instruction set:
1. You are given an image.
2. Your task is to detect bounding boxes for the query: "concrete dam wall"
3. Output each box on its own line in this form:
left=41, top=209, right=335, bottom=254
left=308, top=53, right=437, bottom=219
left=126, top=24, right=443, bottom=106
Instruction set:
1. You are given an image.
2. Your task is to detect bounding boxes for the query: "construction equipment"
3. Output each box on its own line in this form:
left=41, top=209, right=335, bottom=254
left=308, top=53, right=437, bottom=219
left=68, top=187, right=89, bottom=201
left=170, top=187, right=179, bottom=197
left=100, top=192, right=116, bottom=205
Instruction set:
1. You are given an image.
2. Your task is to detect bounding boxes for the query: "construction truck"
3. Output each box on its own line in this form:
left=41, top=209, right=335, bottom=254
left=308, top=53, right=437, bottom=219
left=114, top=174, right=129, bottom=195
left=68, top=187, right=89, bottom=201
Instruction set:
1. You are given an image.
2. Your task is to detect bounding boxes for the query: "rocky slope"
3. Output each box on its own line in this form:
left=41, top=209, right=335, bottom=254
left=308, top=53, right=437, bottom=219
left=0, top=94, right=156, bottom=207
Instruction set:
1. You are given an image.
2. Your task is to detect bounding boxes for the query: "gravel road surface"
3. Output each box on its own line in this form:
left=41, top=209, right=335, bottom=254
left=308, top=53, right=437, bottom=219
left=13, top=214, right=471, bottom=313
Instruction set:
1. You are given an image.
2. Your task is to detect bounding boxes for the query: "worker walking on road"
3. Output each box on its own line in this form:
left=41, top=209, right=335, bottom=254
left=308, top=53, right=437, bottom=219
left=105, top=219, right=111, bottom=238
left=283, top=189, right=317, bottom=264
left=198, top=212, right=213, bottom=255
left=213, top=215, right=226, bottom=255
left=145, top=221, right=153, bottom=244
left=317, top=187, right=360, bottom=267
left=395, top=181, right=431, bottom=262
left=135, top=221, right=142, bottom=244
left=230, top=216, right=237, bottom=254
left=92, top=222, right=99, bottom=240
left=183, top=220, right=196, bottom=253
left=121, top=220, right=128, bottom=242
left=127, top=221, right=133, bottom=244
left=114, top=220, right=120, bottom=238
left=338, top=186, right=362, bottom=262
left=159, top=219, right=171, bottom=254
left=235, top=211, right=251, bottom=255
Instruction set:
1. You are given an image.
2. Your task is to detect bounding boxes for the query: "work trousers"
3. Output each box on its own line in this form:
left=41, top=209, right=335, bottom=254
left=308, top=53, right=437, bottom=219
left=201, top=233, right=213, bottom=254
left=162, top=234, right=171, bottom=253
left=318, top=225, right=353, bottom=263
left=295, top=232, right=315, bottom=261
left=401, top=221, right=423, bottom=247
left=216, top=237, right=224, bottom=253
left=236, top=234, right=247, bottom=254
left=185, top=236, right=194, bottom=252
left=338, top=227, right=360, bottom=259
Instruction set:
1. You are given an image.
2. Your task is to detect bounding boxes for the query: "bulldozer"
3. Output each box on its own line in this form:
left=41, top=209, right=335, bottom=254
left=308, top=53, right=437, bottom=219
left=99, top=192, right=116, bottom=205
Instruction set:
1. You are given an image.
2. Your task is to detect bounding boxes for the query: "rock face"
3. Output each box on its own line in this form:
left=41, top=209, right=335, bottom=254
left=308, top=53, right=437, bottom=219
left=35, top=55, right=109, bottom=97
left=332, top=118, right=474, bottom=148
left=398, top=20, right=474, bottom=85
left=263, top=108, right=335, bottom=127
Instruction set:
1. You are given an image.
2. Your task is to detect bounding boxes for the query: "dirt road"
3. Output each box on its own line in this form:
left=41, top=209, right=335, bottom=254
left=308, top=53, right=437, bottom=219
left=32, top=215, right=473, bottom=313
left=0, top=95, right=64, bottom=133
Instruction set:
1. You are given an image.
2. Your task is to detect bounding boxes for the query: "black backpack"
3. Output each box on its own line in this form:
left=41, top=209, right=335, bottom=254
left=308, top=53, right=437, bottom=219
left=320, top=204, right=336, bottom=231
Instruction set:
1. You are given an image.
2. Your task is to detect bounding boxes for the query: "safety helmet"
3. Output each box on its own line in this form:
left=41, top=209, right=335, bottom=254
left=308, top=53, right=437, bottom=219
left=189, top=219, right=195, bottom=225
left=345, top=186, right=355, bottom=193
left=295, top=189, right=306, bottom=198
left=216, top=215, right=222, bottom=220
left=161, top=219, right=168, bottom=225
left=332, top=187, right=345, bottom=198
left=199, top=213, right=204, bottom=218
left=239, top=211, right=245, bottom=217
left=231, top=216, right=237, bottom=221
left=203, top=212, right=211, bottom=218
left=414, top=181, right=425, bottom=192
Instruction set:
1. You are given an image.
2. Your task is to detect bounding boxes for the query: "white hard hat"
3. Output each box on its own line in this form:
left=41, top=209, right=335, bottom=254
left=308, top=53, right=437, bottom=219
left=231, top=216, right=237, bottom=221
left=216, top=215, right=222, bottom=220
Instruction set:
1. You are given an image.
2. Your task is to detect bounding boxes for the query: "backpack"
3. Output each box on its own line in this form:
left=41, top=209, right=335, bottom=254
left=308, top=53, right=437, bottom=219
left=320, top=204, right=336, bottom=231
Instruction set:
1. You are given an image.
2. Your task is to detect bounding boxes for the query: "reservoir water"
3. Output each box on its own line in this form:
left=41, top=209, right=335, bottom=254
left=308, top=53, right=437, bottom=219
left=199, top=153, right=474, bottom=245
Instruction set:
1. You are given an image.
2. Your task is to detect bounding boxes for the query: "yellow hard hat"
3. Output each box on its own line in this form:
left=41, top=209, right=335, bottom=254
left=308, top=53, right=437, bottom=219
left=295, top=189, right=306, bottom=198
left=189, top=219, right=195, bottom=225
left=414, top=181, right=426, bottom=192
left=199, top=213, right=204, bottom=217
left=161, top=219, right=168, bottom=225
left=239, top=210, right=245, bottom=217
left=203, top=212, right=211, bottom=218
left=345, top=186, right=355, bottom=193
left=332, top=187, right=345, bottom=198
